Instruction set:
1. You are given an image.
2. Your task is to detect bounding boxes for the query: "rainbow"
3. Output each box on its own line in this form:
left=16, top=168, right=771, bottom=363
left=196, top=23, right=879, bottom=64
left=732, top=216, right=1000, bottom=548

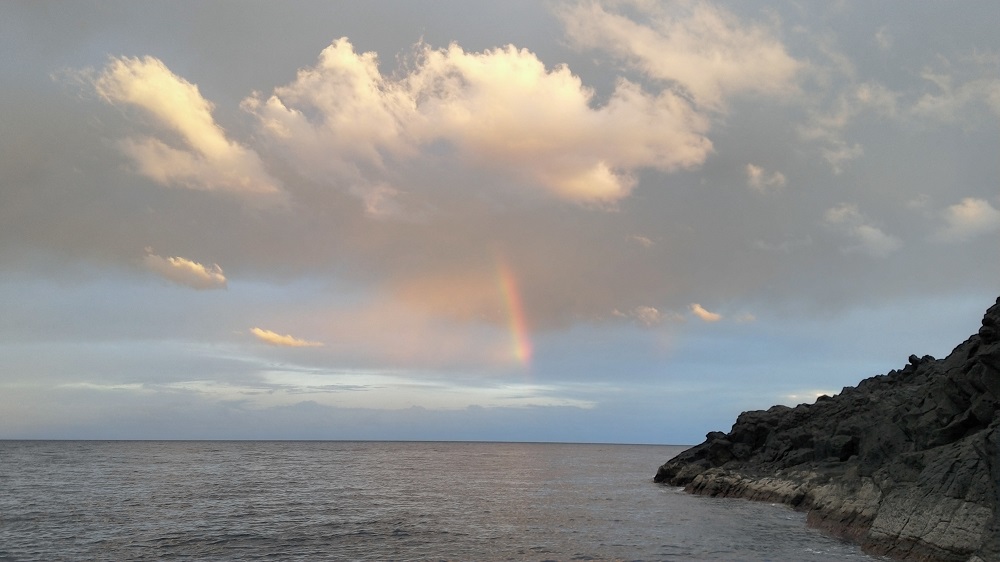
left=496, top=256, right=532, bottom=367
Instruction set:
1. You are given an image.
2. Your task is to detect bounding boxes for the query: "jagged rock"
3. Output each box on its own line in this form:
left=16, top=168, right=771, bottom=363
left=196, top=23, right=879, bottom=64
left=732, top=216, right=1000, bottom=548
left=655, top=296, right=1000, bottom=562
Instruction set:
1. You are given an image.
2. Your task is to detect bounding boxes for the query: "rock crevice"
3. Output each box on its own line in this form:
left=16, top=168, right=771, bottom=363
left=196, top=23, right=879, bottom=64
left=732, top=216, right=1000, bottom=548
left=655, top=296, right=1000, bottom=562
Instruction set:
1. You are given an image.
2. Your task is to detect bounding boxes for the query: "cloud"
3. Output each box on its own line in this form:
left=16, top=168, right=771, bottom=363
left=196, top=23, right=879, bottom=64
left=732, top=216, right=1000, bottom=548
left=906, top=194, right=933, bottom=211
left=613, top=306, right=684, bottom=328
left=823, top=203, right=901, bottom=258
left=845, top=224, right=901, bottom=257
left=556, top=1, right=802, bottom=110
left=631, top=306, right=663, bottom=327
left=855, top=83, right=899, bottom=117
left=784, top=390, right=840, bottom=404
left=631, top=306, right=662, bottom=327
left=821, top=142, right=864, bottom=174
left=689, top=303, right=722, bottom=322
left=630, top=235, right=654, bottom=248
left=93, top=56, right=281, bottom=198
left=934, top=197, right=1000, bottom=242
left=745, top=163, right=786, bottom=192
left=143, top=251, right=227, bottom=290
left=874, top=26, right=893, bottom=51
left=250, top=327, right=324, bottom=348
left=912, top=65, right=1000, bottom=123
left=797, top=83, right=898, bottom=173
left=44, top=6, right=990, bottom=340
left=242, top=38, right=712, bottom=206
left=753, top=236, right=813, bottom=254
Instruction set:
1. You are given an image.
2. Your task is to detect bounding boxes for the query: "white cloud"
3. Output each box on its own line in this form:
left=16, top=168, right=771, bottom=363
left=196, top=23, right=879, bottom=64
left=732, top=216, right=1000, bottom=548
left=94, top=56, right=281, bottom=198
left=242, top=38, right=712, bottom=206
left=825, top=204, right=859, bottom=226
left=855, top=83, right=899, bottom=117
left=630, top=235, right=654, bottom=248
left=906, top=53, right=1000, bottom=124
left=823, top=203, right=901, bottom=258
left=821, top=141, right=864, bottom=174
left=250, top=327, right=324, bottom=348
left=851, top=224, right=902, bottom=257
left=143, top=251, right=227, bottom=290
left=934, top=197, right=1000, bottom=242
left=631, top=306, right=663, bottom=327
left=745, top=163, right=786, bottom=192
left=557, top=1, right=802, bottom=110
left=689, top=303, right=722, bottom=322
left=167, top=371, right=596, bottom=411
left=913, top=70, right=1000, bottom=122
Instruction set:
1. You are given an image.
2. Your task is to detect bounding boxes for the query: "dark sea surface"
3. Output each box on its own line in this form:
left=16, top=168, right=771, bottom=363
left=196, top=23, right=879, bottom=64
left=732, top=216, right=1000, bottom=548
left=0, top=441, right=883, bottom=561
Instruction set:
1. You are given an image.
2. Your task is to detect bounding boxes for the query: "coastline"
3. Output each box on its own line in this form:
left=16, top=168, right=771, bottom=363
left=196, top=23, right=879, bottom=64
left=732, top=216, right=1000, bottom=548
left=655, top=296, right=1000, bottom=562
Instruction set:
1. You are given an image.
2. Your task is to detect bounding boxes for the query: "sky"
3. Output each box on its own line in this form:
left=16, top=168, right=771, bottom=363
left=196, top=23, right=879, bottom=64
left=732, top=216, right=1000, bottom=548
left=2, top=1, right=998, bottom=444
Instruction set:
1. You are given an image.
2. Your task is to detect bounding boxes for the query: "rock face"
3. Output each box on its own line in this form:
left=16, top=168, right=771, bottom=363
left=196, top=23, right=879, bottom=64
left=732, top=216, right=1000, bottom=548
left=655, top=296, right=1000, bottom=562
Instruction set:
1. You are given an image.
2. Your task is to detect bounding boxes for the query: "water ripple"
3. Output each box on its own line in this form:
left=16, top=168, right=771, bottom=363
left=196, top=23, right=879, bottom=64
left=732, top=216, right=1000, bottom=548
left=0, top=441, right=880, bottom=561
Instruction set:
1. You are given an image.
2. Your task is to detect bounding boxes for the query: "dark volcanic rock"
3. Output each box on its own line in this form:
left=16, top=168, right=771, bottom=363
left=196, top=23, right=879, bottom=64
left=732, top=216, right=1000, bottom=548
left=655, top=296, right=1000, bottom=562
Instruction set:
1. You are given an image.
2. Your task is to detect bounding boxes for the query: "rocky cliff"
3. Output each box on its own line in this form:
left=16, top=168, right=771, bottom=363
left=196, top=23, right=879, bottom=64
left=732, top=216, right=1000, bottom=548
left=655, top=296, right=1000, bottom=562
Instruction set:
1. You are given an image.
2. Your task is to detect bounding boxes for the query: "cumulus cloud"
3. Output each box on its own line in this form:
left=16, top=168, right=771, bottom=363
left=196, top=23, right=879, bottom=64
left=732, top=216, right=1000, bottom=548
left=143, top=251, right=227, bottom=290
left=823, top=203, right=901, bottom=258
left=94, top=56, right=281, bottom=198
left=556, top=1, right=802, bottom=110
left=745, top=163, right=786, bottom=192
left=242, top=38, right=712, bottom=206
left=250, top=327, right=324, bottom=348
left=689, top=303, right=722, bottom=322
left=934, top=197, right=1000, bottom=242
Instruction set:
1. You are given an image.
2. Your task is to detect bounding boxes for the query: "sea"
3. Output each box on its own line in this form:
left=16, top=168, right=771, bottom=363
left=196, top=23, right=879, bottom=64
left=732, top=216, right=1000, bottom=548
left=0, top=441, right=884, bottom=561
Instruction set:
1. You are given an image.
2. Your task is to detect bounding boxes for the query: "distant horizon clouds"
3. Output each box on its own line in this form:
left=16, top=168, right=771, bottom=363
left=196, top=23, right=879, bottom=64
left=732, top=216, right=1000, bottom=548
left=251, top=327, right=325, bottom=348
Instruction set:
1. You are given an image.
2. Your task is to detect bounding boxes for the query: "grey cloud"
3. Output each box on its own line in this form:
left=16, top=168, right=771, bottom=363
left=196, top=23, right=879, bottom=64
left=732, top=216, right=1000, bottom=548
left=2, top=2, right=1000, bottom=440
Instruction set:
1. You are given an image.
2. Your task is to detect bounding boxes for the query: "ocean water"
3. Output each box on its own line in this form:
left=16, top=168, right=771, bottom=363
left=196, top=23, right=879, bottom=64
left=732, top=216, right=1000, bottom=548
left=0, top=441, right=882, bottom=561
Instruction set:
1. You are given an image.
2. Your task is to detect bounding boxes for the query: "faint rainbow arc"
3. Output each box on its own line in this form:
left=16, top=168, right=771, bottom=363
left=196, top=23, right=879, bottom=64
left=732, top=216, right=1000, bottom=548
left=496, top=257, right=533, bottom=367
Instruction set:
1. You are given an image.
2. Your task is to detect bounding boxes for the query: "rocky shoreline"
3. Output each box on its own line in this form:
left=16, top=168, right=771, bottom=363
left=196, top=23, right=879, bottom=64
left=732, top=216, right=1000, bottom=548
left=655, top=297, right=1000, bottom=562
